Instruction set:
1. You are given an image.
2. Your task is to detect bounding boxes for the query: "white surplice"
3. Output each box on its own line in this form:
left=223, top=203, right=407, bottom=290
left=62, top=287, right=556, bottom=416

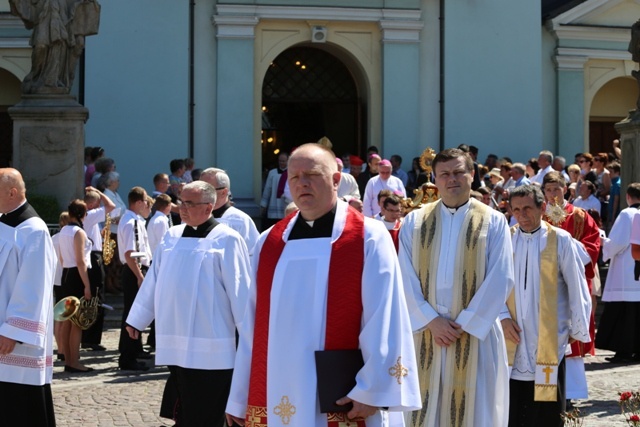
left=226, top=200, right=421, bottom=427
left=219, top=206, right=260, bottom=256
left=602, top=207, right=640, bottom=302
left=126, top=223, right=251, bottom=369
left=500, top=223, right=591, bottom=382
left=338, top=172, right=361, bottom=200
left=398, top=201, right=514, bottom=427
left=260, top=168, right=286, bottom=219
left=0, top=218, right=56, bottom=386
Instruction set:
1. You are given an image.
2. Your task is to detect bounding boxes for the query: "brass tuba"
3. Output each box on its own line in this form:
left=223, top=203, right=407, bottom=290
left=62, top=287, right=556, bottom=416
left=53, top=295, right=100, bottom=330
left=102, top=213, right=116, bottom=265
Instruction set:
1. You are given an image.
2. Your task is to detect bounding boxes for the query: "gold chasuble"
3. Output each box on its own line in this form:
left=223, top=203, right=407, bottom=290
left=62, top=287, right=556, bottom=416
left=410, top=199, right=491, bottom=427
left=506, top=223, right=559, bottom=402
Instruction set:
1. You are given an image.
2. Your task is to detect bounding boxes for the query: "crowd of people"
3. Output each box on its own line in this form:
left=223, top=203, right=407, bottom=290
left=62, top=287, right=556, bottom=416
left=0, top=136, right=637, bottom=427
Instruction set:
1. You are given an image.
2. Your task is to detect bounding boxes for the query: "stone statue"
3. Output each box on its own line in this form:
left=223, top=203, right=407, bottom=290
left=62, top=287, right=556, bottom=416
left=9, top=0, right=101, bottom=95
left=629, top=19, right=640, bottom=111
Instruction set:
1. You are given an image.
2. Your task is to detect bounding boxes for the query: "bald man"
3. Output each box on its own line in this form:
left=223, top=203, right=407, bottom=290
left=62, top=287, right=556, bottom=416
left=226, top=143, right=420, bottom=426
left=0, top=168, right=57, bottom=426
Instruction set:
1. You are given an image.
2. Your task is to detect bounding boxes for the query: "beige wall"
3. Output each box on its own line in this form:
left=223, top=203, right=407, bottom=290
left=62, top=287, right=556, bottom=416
left=590, top=77, right=637, bottom=119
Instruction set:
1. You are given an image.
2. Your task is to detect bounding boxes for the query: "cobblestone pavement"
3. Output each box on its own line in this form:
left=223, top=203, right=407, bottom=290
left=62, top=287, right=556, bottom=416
left=51, top=325, right=640, bottom=426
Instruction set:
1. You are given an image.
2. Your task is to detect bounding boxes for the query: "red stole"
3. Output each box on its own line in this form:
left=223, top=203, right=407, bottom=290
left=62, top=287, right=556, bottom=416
left=387, top=220, right=401, bottom=253
left=246, top=206, right=366, bottom=427
left=545, top=203, right=599, bottom=357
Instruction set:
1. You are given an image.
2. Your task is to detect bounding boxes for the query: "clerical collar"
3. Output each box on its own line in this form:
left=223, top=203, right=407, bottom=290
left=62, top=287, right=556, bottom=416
left=277, top=168, right=286, bottom=174
left=0, top=200, right=39, bottom=227
left=181, top=216, right=219, bottom=238
left=442, top=200, right=469, bottom=214
left=520, top=225, right=542, bottom=236
left=630, top=203, right=640, bottom=209
left=212, top=202, right=231, bottom=219
left=288, top=205, right=337, bottom=240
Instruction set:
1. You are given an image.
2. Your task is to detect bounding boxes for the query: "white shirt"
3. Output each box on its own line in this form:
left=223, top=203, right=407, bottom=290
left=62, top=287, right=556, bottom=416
left=104, top=188, right=126, bottom=234
left=147, top=211, right=170, bottom=255
left=117, top=209, right=151, bottom=267
left=530, top=165, right=554, bottom=185
left=573, top=194, right=601, bottom=214
left=84, top=206, right=106, bottom=251
left=58, top=224, right=92, bottom=268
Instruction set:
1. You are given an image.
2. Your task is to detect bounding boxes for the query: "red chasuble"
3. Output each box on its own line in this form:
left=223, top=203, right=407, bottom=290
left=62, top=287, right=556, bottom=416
left=544, top=203, right=600, bottom=356
left=246, top=206, right=366, bottom=427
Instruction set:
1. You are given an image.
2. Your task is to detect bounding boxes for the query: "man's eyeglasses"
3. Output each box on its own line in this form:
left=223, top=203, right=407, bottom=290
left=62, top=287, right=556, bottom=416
left=179, top=200, right=209, bottom=209
left=579, top=160, right=589, bottom=164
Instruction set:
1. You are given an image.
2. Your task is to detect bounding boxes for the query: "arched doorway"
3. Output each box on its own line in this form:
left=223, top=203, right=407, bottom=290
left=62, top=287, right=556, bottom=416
left=589, top=77, right=638, bottom=154
left=260, top=46, right=364, bottom=170
left=0, top=68, right=21, bottom=167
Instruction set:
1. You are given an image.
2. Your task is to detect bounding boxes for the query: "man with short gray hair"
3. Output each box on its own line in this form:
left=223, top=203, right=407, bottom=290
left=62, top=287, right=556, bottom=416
left=502, top=184, right=591, bottom=426
left=200, top=168, right=260, bottom=255
left=126, top=181, right=251, bottom=426
left=530, top=150, right=554, bottom=185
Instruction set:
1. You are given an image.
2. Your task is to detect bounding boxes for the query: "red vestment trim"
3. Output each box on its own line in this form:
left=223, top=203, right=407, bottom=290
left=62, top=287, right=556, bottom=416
left=545, top=203, right=599, bottom=357
left=246, top=206, right=366, bottom=427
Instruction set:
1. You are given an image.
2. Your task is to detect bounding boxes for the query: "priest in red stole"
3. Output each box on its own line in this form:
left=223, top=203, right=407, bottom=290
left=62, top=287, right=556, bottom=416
left=542, top=172, right=600, bottom=400
left=226, top=143, right=421, bottom=427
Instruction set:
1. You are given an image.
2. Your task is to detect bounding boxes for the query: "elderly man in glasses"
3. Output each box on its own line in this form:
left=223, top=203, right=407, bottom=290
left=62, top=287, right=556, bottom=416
left=126, top=181, right=251, bottom=426
left=200, top=168, right=260, bottom=256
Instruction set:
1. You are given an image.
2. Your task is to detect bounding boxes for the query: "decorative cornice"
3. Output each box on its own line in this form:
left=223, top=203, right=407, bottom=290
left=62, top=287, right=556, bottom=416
left=548, top=24, right=630, bottom=43
left=379, top=19, right=423, bottom=43
left=213, top=4, right=422, bottom=43
left=214, top=5, right=421, bottom=23
left=212, top=14, right=259, bottom=39
left=553, top=54, right=588, bottom=71
left=557, top=47, right=632, bottom=60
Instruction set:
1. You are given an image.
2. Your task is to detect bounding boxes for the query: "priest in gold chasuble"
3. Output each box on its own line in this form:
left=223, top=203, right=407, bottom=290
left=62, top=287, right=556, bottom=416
left=398, top=148, right=515, bottom=427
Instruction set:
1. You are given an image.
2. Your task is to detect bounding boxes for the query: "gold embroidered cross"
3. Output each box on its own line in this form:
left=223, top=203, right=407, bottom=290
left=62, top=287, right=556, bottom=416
left=246, top=406, right=267, bottom=427
left=274, top=396, right=296, bottom=425
left=388, top=356, right=408, bottom=384
left=543, top=366, right=554, bottom=384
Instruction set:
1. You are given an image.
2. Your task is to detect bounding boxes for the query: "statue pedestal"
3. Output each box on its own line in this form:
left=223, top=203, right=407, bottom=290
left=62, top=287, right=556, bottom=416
left=615, top=111, right=640, bottom=208
left=8, top=95, right=88, bottom=209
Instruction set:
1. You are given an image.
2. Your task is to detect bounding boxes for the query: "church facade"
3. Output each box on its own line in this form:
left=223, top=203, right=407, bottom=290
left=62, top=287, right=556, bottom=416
left=0, top=0, right=637, bottom=208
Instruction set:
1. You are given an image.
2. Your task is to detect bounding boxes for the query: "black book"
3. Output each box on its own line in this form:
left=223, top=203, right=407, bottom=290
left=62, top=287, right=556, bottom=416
left=314, top=349, right=364, bottom=413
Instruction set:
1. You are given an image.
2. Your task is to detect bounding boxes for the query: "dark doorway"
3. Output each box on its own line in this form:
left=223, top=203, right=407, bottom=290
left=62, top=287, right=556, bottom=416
left=261, top=46, right=364, bottom=172
left=589, top=120, right=621, bottom=156
left=0, top=111, right=12, bottom=167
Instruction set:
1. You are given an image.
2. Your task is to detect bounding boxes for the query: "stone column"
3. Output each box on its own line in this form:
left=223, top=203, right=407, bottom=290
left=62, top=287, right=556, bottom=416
left=615, top=114, right=640, bottom=208
left=212, top=13, right=259, bottom=215
left=554, top=54, right=588, bottom=157
left=9, top=95, right=87, bottom=208
left=380, top=17, right=423, bottom=160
